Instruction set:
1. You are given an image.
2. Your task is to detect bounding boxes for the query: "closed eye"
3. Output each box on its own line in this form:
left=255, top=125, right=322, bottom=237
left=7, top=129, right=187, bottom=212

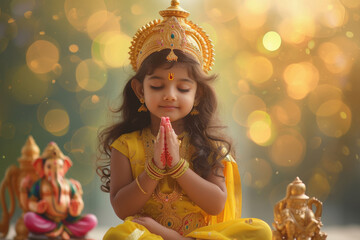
left=150, top=86, right=163, bottom=90
left=178, top=88, right=190, bottom=92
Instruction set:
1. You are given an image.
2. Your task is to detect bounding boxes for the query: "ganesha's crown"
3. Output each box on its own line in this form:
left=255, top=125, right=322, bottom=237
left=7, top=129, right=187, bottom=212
left=129, top=0, right=214, bottom=72
left=40, top=141, right=66, bottom=160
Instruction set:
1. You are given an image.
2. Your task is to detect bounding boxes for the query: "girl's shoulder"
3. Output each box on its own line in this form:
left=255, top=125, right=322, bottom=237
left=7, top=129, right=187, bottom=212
left=111, top=129, right=143, bottom=149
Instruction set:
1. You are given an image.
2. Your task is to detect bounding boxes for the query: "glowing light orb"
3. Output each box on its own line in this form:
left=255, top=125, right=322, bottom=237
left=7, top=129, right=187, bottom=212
left=26, top=40, right=59, bottom=74
left=263, top=31, right=282, bottom=51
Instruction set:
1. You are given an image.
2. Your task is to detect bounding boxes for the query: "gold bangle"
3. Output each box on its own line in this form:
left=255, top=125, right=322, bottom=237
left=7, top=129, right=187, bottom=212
left=135, top=176, right=147, bottom=194
left=171, top=159, right=189, bottom=179
left=167, top=158, right=185, bottom=175
left=145, top=158, right=166, bottom=180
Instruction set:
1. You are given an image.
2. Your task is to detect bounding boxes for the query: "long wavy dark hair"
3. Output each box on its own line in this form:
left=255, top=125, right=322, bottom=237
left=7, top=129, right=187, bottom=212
left=97, top=49, right=232, bottom=192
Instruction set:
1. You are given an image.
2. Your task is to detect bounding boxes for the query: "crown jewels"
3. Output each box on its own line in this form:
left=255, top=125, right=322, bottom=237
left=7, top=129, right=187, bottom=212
left=129, top=0, right=215, bottom=73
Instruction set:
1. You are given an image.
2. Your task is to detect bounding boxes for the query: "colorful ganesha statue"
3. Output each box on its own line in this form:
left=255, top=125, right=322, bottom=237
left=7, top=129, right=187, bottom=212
left=20, top=141, right=97, bottom=239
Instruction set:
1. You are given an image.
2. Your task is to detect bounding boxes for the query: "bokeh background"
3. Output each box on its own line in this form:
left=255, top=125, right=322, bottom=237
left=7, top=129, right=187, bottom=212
left=1, top=0, right=360, bottom=231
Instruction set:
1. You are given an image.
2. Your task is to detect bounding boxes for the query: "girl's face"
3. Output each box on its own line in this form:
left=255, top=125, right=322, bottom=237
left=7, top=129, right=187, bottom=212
left=143, top=64, right=197, bottom=123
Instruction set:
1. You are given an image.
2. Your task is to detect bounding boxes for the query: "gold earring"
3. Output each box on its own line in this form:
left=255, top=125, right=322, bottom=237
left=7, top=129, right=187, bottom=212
left=138, top=98, right=147, bottom=112
left=190, top=103, right=199, bottom=115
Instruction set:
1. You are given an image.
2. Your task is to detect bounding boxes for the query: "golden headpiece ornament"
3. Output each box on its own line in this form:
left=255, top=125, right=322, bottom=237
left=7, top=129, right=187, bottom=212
left=129, top=0, right=215, bottom=73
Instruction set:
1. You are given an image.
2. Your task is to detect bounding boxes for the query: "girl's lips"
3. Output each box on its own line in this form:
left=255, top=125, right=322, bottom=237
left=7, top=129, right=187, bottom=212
left=160, top=106, right=177, bottom=108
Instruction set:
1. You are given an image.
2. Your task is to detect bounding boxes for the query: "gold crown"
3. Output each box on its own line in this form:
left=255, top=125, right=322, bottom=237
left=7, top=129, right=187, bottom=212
left=129, top=0, right=214, bottom=73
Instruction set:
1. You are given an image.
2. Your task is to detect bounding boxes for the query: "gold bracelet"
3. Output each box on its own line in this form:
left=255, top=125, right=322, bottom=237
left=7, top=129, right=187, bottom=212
left=145, top=159, right=165, bottom=180
left=171, top=159, right=189, bottom=179
left=167, top=158, right=185, bottom=175
left=135, top=176, right=147, bottom=194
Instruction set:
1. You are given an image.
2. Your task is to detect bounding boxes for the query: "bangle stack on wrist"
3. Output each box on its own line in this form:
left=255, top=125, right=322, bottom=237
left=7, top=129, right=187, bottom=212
left=145, top=158, right=166, bottom=180
left=168, top=158, right=189, bottom=179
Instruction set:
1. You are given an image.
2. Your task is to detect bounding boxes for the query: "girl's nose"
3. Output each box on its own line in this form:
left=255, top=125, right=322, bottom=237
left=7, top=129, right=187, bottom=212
left=163, top=94, right=176, bottom=101
left=163, top=89, right=176, bottom=101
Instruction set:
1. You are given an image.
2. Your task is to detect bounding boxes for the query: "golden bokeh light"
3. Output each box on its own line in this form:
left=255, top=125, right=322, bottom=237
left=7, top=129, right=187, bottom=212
left=319, top=0, right=346, bottom=28
left=271, top=99, right=301, bottom=126
left=307, top=84, right=342, bottom=115
left=24, top=11, right=32, bottom=19
left=247, top=111, right=274, bottom=146
left=316, top=100, right=351, bottom=137
left=10, top=65, right=50, bottom=105
left=283, top=62, right=319, bottom=100
left=247, top=56, right=273, bottom=85
left=44, top=109, right=70, bottom=136
left=263, top=31, right=282, bottom=52
left=233, top=95, right=267, bottom=127
left=204, top=0, right=237, bottom=23
left=76, top=59, right=107, bottom=92
left=37, top=100, right=66, bottom=131
left=237, top=80, right=250, bottom=94
left=317, top=37, right=358, bottom=75
left=26, top=40, right=60, bottom=74
left=69, top=44, right=79, bottom=53
left=92, top=31, right=131, bottom=68
left=270, top=130, right=306, bottom=167
left=237, top=4, right=267, bottom=30
left=307, top=170, right=331, bottom=200
left=243, top=158, right=273, bottom=189
left=278, top=16, right=315, bottom=44
left=86, top=10, right=121, bottom=40
left=64, top=0, right=107, bottom=32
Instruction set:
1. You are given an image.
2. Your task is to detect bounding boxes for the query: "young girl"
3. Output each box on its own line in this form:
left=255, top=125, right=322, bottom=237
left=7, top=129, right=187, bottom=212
left=97, top=1, right=272, bottom=239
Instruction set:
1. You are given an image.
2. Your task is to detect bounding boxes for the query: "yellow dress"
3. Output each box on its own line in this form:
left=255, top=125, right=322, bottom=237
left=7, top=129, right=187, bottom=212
left=103, top=128, right=272, bottom=240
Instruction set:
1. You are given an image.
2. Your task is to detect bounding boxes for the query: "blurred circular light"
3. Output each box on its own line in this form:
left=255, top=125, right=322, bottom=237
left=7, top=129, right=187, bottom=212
left=307, top=170, right=331, bottom=200
left=204, top=0, right=237, bottom=23
left=92, top=31, right=131, bottom=68
left=76, top=59, right=107, bottom=92
left=64, top=0, right=107, bottom=32
left=270, top=130, right=306, bottom=167
left=283, top=62, right=319, bottom=100
left=26, top=40, right=59, bottom=74
left=44, top=109, right=70, bottom=136
left=307, top=84, right=342, bottom=115
left=316, top=100, right=351, bottom=138
left=247, top=56, right=273, bottom=85
left=247, top=110, right=273, bottom=146
left=232, top=95, right=267, bottom=127
left=87, top=10, right=121, bottom=40
left=69, top=44, right=79, bottom=53
left=271, top=99, right=301, bottom=126
left=263, top=31, right=282, bottom=51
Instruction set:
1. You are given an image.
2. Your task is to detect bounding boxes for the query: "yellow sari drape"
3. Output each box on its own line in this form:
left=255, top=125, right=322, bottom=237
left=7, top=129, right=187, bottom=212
left=103, top=130, right=272, bottom=240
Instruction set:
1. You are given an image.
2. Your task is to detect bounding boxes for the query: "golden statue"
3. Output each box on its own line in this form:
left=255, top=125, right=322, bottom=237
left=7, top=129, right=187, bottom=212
left=272, top=177, right=327, bottom=240
left=0, top=136, right=40, bottom=240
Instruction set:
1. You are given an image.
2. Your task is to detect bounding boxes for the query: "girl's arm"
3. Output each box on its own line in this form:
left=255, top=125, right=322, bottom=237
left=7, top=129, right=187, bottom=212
left=109, top=148, right=158, bottom=220
left=164, top=123, right=227, bottom=215
left=176, top=165, right=227, bottom=215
